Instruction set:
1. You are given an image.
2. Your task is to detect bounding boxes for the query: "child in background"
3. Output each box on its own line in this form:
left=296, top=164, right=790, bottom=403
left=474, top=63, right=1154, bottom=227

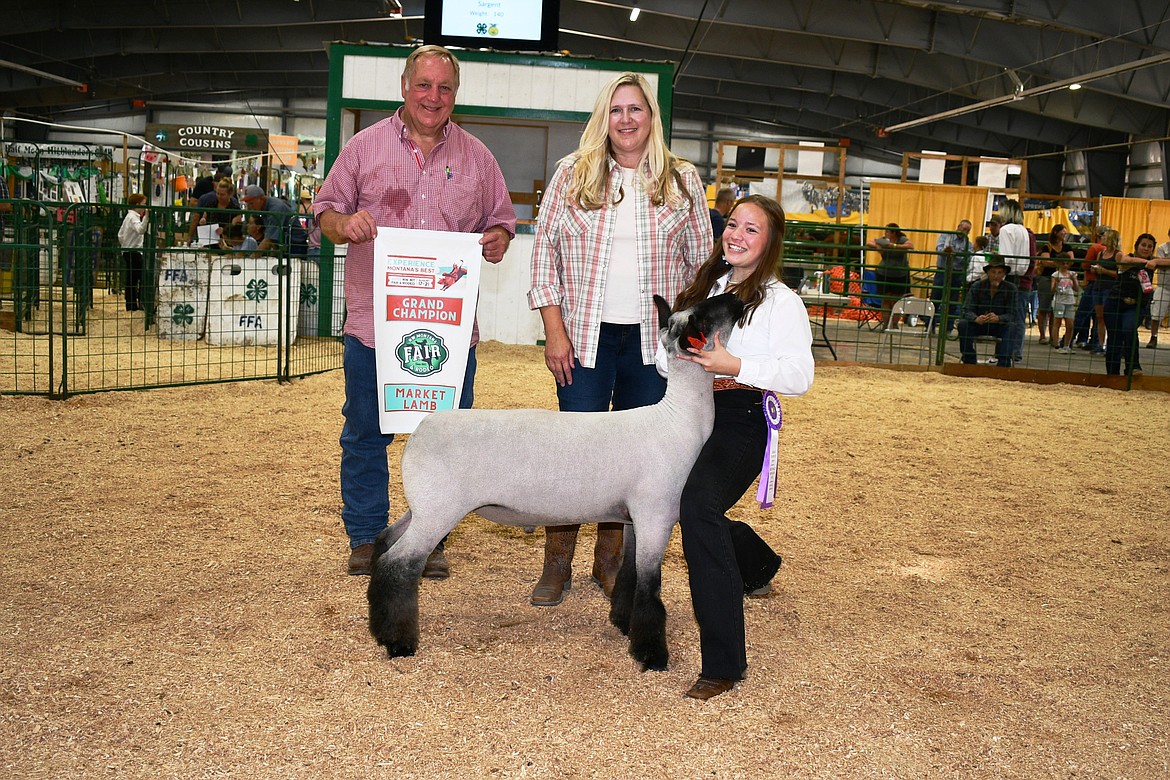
left=1051, top=257, right=1080, bottom=352
left=220, top=222, right=258, bottom=254
left=966, top=235, right=991, bottom=286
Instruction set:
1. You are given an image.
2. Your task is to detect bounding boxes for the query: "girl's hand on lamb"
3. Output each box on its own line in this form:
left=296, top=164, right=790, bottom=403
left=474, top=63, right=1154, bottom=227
left=680, top=333, right=742, bottom=377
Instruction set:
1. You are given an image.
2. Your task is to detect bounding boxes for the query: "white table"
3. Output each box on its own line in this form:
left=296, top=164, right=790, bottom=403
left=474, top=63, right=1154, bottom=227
left=798, top=290, right=852, bottom=360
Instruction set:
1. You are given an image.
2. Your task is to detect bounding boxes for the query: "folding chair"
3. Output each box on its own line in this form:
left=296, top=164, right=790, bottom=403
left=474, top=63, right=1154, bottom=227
left=879, top=295, right=935, bottom=364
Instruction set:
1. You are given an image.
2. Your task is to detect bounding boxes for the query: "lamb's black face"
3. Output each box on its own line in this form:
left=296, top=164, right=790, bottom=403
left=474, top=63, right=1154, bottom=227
left=654, top=293, right=745, bottom=356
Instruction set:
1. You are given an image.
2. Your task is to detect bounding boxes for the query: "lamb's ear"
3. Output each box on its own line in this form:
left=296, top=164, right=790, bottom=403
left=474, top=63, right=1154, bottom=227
left=654, top=295, right=673, bottom=329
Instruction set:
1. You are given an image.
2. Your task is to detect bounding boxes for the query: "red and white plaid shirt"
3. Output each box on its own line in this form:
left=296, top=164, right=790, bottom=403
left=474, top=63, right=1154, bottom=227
left=528, top=156, right=712, bottom=368
left=314, top=109, right=516, bottom=347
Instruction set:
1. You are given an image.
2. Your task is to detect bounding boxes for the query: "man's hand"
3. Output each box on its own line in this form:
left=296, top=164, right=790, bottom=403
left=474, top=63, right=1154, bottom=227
left=480, top=226, right=511, bottom=264
left=320, top=209, right=377, bottom=245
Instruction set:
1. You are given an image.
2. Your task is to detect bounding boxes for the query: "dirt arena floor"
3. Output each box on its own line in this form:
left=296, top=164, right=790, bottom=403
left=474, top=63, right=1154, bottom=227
left=2, top=341, right=1168, bottom=778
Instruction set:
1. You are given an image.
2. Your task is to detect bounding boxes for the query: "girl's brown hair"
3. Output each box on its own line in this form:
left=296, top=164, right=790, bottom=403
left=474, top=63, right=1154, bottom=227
left=674, top=194, right=785, bottom=326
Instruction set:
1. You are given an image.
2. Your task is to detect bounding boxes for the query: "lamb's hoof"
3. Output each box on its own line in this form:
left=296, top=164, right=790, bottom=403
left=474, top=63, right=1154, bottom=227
left=632, top=643, right=669, bottom=672
left=378, top=638, right=418, bottom=658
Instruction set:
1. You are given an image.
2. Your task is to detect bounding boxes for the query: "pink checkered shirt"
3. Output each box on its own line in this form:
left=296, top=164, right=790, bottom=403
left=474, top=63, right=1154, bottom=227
left=528, top=156, right=712, bottom=368
left=314, top=109, right=517, bottom=347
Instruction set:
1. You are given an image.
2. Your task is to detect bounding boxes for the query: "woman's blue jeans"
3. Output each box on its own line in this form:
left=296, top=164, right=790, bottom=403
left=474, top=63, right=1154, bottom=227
left=556, top=323, right=665, bottom=412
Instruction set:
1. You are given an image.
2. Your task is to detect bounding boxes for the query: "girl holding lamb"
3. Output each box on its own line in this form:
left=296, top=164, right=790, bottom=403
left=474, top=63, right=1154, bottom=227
left=658, top=195, right=815, bottom=700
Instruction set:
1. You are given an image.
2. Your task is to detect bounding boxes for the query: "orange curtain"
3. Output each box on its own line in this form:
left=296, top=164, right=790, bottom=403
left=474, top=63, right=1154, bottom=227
left=1023, top=207, right=1075, bottom=240
left=1099, top=196, right=1170, bottom=251
left=868, top=181, right=989, bottom=272
left=1145, top=201, right=1170, bottom=246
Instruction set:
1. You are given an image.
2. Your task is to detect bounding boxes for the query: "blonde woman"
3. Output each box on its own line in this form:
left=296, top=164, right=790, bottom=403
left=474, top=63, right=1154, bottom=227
left=527, top=72, right=712, bottom=606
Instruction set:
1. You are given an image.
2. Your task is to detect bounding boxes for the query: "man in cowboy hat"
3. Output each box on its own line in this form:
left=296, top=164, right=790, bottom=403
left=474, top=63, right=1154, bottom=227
left=957, top=254, right=1018, bottom=367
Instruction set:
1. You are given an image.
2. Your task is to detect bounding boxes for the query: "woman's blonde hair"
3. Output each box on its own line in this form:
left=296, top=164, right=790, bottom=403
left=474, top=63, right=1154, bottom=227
left=1102, top=229, right=1120, bottom=252
left=565, top=72, right=692, bottom=211
left=999, top=198, right=1024, bottom=225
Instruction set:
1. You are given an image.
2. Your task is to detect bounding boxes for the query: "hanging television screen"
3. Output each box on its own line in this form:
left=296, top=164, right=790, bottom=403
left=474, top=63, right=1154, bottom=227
left=423, top=0, right=560, bottom=53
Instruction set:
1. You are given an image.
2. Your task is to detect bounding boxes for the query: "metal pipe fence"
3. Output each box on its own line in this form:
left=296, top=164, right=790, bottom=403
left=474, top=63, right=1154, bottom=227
left=3, top=205, right=1164, bottom=396
left=785, top=221, right=1165, bottom=387
left=0, top=199, right=343, bottom=397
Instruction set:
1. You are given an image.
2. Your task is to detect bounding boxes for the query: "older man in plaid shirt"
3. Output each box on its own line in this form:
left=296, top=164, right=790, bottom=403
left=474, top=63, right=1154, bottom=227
left=314, top=45, right=516, bottom=578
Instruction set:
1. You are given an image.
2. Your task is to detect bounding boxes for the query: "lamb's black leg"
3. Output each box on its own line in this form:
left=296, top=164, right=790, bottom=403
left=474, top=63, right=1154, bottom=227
left=367, top=549, right=425, bottom=658
left=627, top=566, right=669, bottom=672
left=609, top=526, right=638, bottom=635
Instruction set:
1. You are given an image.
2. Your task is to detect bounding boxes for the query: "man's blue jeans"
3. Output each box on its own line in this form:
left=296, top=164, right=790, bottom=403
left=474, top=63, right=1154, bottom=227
left=339, top=335, right=476, bottom=548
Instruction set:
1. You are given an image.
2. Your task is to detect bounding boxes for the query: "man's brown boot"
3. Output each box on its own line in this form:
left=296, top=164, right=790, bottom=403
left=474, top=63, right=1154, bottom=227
left=530, top=525, right=578, bottom=606
left=590, top=523, right=624, bottom=599
left=347, top=543, right=374, bottom=576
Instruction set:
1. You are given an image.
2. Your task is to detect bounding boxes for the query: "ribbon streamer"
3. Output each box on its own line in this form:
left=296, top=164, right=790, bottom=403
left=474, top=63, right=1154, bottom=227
left=756, top=391, right=783, bottom=508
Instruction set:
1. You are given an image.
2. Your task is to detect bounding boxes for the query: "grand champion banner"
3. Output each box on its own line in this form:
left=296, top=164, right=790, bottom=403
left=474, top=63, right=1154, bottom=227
left=373, top=227, right=483, bottom=434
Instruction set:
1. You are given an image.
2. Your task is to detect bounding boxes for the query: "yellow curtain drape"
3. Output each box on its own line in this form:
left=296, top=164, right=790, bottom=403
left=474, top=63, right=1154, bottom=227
left=1146, top=201, right=1170, bottom=247
left=1023, top=207, right=1075, bottom=241
left=788, top=208, right=863, bottom=225
left=868, top=181, right=989, bottom=273
left=1099, top=196, right=1170, bottom=252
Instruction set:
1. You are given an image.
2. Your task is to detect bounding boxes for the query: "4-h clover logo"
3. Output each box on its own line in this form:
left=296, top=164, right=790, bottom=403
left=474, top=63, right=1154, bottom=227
left=246, top=278, right=269, bottom=302
left=476, top=23, right=487, bottom=34
left=300, top=282, right=318, bottom=307
left=171, top=303, right=195, bottom=326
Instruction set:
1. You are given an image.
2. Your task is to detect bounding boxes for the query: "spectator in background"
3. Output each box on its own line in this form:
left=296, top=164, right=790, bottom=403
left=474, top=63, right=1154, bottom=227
left=929, top=219, right=972, bottom=336
left=984, top=216, right=1003, bottom=253
left=244, top=213, right=265, bottom=250
left=241, top=185, right=307, bottom=257
left=1050, top=257, right=1080, bottom=352
left=709, top=187, right=734, bottom=241
left=1104, top=233, right=1155, bottom=376
left=1036, top=224, right=1074, bottom=346
left=864, top=223, right=913, bottom=331
left=220, top=222, right=257, bottom=254
left=313, top=44, right=516, bottom=578
left=1147, top=228, right=1170, bottom=348
left=1088, top=228, right=1123, bottom=357
left=187, top=179, right=241, bottom=246
left=116, top=193, right=149, bottom=312
left=957, top=255, right=1018, bottom=367
left=1074, top=224, right=1109, bottom=351
left=966, top=234, right=991, bottom=286
left=0, top=175, right=12, bottom=266
left=995, top=199, right=1033, bottom=362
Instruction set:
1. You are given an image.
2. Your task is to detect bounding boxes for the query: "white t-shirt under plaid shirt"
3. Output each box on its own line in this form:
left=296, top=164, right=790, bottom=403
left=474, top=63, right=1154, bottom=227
left=313, top=109, right=516, bottom=349
left=528, top=155, right=712, bottom=369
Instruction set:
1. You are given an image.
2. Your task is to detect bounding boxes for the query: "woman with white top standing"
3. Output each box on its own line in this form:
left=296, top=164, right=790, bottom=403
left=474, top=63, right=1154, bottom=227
left=527, top=72, right=712, bottom=606
left=658, top=194, right=814, bottom=700
left=995, top=199, right=1033, bottom=361
left=116, top=193, right=149, bottom=311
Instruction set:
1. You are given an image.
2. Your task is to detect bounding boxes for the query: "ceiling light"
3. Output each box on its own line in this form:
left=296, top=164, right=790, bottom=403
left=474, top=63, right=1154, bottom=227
left=630, top=6, right=640, bottom=21
left=1069, top=83, right=1082, bottom=91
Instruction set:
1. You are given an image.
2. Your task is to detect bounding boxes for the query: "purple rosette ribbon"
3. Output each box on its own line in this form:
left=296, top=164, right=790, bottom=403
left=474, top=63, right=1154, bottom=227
left=756, top=390, right=783, bottom=508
